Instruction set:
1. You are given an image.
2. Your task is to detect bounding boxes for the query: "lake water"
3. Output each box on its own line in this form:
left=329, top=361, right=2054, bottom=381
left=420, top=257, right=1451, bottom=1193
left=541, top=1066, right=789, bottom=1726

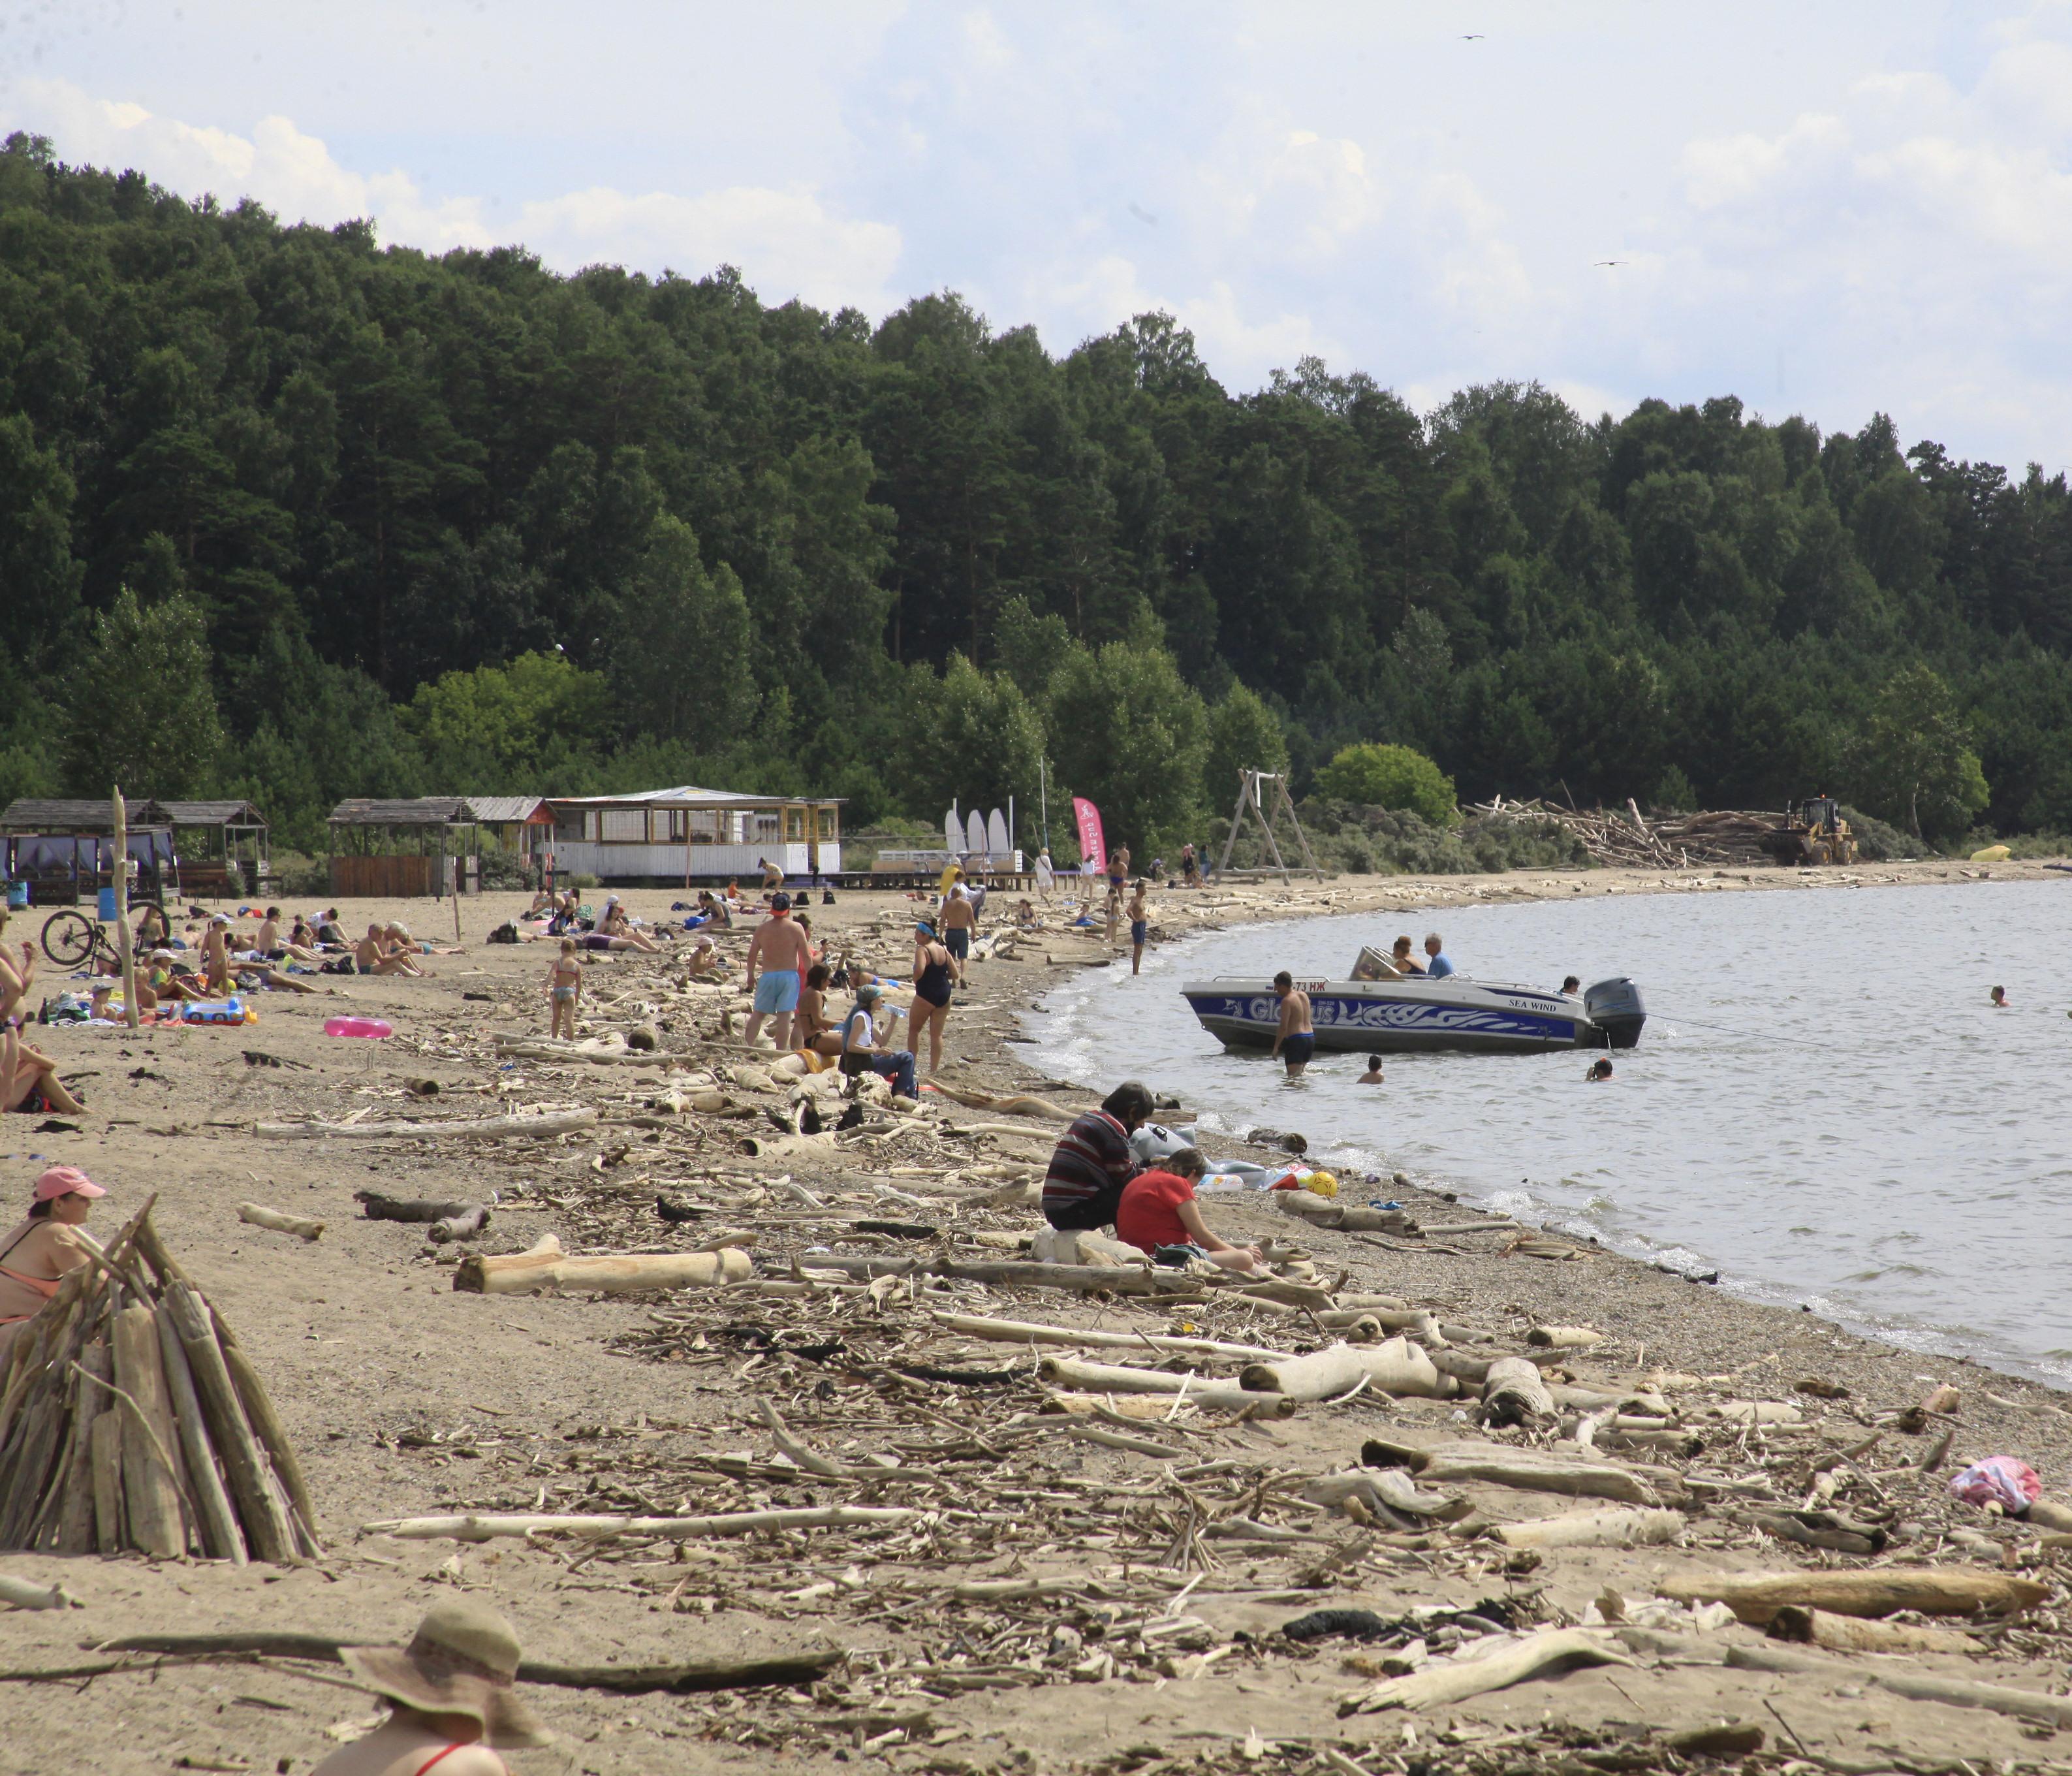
left=1022, top=879, right=2072, bottom=1384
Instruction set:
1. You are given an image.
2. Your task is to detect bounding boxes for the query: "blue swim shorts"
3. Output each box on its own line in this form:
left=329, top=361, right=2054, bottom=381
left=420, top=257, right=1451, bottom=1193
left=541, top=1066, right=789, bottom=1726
left=753, top=970, right=801, bottom=1013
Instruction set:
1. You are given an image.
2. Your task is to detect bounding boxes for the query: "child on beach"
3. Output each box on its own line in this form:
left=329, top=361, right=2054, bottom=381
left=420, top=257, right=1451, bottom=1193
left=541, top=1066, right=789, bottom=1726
left=548, top=938, right=582, bottom=1039
left=1127, top=880, right=1149, bottom=975
left=1116, top=1147, right=1266, bottom=1275
left=1357, top=1055, right=1384, bottom=1083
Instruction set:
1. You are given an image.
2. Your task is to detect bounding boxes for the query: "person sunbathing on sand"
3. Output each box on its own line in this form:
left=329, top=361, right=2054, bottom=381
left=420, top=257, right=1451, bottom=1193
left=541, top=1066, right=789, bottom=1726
left=357, top=925, right=428, bottom=977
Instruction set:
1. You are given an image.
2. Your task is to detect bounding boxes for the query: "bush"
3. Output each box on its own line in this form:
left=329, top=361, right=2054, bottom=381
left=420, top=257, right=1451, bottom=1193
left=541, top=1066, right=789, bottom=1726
left=271, top=853, right=330, bottom=899
left=1217, top=799, right=1592, bottom=877
left=1315, top=743, right=1457, bottom=825
left=478, top=848, right=531, bottom=889
left=1839, top=805, right=1927, bottom=862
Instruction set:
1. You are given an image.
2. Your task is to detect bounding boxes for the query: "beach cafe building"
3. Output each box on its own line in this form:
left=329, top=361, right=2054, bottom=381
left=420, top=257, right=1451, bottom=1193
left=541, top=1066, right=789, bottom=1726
left=542, top=786, right=842, bottom=887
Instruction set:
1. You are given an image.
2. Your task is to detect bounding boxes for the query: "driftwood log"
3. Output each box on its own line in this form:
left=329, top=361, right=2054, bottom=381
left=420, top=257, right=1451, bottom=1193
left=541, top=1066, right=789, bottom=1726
left=1768, top=1606, right=1977, bottom=1653
left=356, top=1192, right=479, bottom=1224
left=362, top=1505, right=920, bottom=1542
left=1362, top=1437, right=1659, bottom=1505
left=80, top=1631, right=842, bottom=1694
left=1340, top=1627, right=1635, bottom=1714
left=1487, top=1506, right=1684, bottom=1549
left=426, top=1205, right=492, bottom=1245
left=930, top=1312, right=1285, bottom=1363
left=257, top=1109, right=597, bottom=1141
left=454, top=1235, right=753, bottom=1295
left=0, top=1574, right=74, bottom=1610
left=236, top=1203, right=324, bottom=1241
left=1035, top=1356, right=1295, bottom=1414
left=1479, top=1356, right=1557, bottom=1427
left=1238, top=1337, right=1451, bottom=1401
left=1658, top=1566, right=2048, bottom=1623
left=1725, top=1641, right=2072, bottom=1728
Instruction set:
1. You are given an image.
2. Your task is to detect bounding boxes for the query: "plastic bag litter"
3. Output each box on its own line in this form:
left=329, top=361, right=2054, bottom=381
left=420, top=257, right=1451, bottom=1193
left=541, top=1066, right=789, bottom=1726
left=1950, top=1455, right=2043, bottom=1513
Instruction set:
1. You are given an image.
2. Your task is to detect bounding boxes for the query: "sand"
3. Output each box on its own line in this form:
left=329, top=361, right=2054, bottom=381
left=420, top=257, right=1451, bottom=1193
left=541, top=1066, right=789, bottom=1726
left=3, top=858, right=2071, bottom=1775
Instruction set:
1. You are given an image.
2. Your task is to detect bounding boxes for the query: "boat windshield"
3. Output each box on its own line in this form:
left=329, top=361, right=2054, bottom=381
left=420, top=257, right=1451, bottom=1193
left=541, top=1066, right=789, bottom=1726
left=1349, top=945, right=1400, bottom=982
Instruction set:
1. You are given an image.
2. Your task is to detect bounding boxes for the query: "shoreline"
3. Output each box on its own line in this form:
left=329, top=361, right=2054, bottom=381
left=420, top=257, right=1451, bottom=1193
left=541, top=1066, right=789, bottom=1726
left=5, top=856, right=2072, bottom=1772
left=1010, top=863, right=2067, bottom=1391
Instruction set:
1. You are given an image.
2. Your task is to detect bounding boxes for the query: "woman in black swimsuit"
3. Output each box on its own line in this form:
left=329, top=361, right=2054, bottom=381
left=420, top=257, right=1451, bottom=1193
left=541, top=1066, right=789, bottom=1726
left=910, top=919, right=956, bottom=1076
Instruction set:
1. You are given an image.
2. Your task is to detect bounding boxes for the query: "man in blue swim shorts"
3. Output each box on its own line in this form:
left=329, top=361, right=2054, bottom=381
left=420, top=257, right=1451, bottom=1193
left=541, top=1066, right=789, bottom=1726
left=743, top=893, right=812, bottom=1051
left=1271, top=970, right=1315, bottom=1075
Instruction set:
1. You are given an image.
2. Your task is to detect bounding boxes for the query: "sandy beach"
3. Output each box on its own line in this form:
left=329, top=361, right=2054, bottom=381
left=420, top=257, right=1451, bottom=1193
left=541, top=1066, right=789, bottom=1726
left=6, top=857, right=2072, bottom=1775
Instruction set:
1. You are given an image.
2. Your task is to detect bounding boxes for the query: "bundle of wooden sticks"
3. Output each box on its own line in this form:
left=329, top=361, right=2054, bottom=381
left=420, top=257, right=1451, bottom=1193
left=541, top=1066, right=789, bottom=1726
left=0, top=1199, right=319, bottom=1563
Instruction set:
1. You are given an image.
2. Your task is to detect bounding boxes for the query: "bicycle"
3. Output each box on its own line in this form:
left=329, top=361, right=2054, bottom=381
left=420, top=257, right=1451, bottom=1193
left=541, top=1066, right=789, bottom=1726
left=40, top=901, right=166, bottom=969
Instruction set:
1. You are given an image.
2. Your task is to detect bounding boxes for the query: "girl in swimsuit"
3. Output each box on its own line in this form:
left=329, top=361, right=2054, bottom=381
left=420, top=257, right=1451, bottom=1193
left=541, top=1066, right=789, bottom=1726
left=0, top=1165, right=104, bottom=1363
left=910, top=920, right=956, bottom=1076
left=311, top=1600, right=548, bottom=1776
left=547, top=938, right=581, bottom=1040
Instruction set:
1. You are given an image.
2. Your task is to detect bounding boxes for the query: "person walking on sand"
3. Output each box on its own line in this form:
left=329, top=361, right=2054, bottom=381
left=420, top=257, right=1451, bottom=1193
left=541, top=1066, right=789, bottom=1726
left=743, top=893, right=811, bottom=1051
left=1127, top=880, right=1150, bottom=975
left=1035, top=847, right=1055, bottom=898
left=311, top=1598, right=552, bottom=1776
left=909, top=917, right=956, bottom=1075
left=1272, top=971, right=1315, bottom=1076
left=939, top=882, right=976, bottom=985
left=547, top=938, right=582, bottom=1040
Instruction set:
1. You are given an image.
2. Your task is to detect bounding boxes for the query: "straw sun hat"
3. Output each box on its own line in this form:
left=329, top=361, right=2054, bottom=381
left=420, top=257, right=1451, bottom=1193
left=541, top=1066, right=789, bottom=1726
left=338, top=1601, right=551, bottom=1749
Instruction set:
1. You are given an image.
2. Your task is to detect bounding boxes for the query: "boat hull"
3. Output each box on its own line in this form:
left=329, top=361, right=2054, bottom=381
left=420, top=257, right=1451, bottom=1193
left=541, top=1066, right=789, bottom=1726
left=1181, top=977, right=1642, bottom=1055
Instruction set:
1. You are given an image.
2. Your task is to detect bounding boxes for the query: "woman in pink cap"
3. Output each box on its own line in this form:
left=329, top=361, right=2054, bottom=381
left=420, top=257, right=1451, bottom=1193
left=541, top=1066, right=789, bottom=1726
left=0, top=1166, right=104, bottom=1358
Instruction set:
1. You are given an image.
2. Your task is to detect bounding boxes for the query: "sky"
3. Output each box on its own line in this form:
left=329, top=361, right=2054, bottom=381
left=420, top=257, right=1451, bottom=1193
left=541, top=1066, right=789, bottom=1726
left=5, top=1, right=2071, bottom=473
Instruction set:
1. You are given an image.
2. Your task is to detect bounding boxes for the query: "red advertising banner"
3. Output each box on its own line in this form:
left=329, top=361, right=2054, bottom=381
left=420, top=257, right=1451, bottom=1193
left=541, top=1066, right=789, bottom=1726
left=1072, top=797, right=1106, bottom=874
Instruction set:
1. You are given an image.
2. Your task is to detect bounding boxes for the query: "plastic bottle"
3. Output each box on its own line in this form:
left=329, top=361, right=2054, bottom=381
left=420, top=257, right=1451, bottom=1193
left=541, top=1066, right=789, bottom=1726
left=323, top=1015, right=393, bottom=1039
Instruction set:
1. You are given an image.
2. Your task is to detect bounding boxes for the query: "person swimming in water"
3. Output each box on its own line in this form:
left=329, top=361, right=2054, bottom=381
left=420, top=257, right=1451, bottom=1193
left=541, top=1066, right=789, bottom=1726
left=1356, top=1054, right=1384, bottom=1084
left=1586, top=1056, right=1614, bottom=1081
left=1990, top=985, right=2009, bottom=1007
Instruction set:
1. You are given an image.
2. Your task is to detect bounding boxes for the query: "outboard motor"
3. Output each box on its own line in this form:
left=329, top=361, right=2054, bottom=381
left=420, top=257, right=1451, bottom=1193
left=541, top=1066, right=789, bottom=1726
left=1584, top=977, right=1646, bottom=1049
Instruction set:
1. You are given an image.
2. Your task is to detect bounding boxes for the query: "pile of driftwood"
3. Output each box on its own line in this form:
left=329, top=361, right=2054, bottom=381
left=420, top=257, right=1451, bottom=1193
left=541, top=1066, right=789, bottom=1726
left=1471, top=797, right=1791, bottom=868
left=0, top=1201, right=319, bottom=1562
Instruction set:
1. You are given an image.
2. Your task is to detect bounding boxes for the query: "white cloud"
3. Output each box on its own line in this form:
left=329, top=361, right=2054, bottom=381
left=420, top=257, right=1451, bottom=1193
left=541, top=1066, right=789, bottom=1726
left=4, top=77, right=901, bottom=308
left=516, top=186, right=902, bottom=308
left=1681, top=112, right=1849, bottom=208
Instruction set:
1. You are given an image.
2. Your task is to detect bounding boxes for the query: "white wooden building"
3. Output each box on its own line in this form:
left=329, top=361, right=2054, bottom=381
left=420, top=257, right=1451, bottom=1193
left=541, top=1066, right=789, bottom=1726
left=541, top=786, right=843, bottom=885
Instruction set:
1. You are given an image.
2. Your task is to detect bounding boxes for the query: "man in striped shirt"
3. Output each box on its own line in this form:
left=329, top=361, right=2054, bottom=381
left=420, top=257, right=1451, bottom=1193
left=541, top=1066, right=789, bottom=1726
left=1040, top=1081, right=1155, bottom=1230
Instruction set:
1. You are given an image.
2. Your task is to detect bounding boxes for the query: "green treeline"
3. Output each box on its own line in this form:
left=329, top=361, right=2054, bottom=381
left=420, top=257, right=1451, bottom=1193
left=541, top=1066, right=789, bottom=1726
left=3, top=131, right=2069, bottom=857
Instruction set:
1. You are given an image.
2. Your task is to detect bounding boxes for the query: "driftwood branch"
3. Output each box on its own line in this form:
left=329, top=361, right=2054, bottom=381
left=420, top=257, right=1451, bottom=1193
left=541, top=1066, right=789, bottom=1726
left=1658, top=1566, right=2048, bottom=1624
left=454, top=1235, right=753, bottom=1295
left=236, top=1203, right=324, bottom=1241
left=361, top=1505, right=921, bottom=1542
left=257, top=1109, right=598, bottom=1141
left=1339, top=1627, right=1635, bottom=1714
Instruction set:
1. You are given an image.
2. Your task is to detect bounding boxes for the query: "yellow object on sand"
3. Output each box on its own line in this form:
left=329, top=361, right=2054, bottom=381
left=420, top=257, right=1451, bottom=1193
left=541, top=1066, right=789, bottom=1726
left=1303, top=1170, right=1338, bottom=1199
left=1971, top=844, right=2011, bottom=863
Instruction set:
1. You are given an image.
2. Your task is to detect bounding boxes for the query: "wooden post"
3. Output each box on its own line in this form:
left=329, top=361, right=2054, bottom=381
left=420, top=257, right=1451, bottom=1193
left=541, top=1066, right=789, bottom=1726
left=112, top=786, right=140, bottom=1029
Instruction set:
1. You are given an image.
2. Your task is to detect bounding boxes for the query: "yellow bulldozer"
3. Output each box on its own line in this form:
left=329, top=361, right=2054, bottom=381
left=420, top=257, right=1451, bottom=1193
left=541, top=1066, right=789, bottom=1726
left=1759, top=795, right=1858, bottom=866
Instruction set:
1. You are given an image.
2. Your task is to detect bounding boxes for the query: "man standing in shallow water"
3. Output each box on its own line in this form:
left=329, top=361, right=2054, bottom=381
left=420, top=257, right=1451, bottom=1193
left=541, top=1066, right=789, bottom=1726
left=1271, top=970, right=1314, bottom=1075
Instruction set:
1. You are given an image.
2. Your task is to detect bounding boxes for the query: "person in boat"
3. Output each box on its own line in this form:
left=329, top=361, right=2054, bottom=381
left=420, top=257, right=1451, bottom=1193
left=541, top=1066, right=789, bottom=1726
left=1562, top=975, right=1581, bottom=994
left=1422, top=932, right=1455, bottom=977
left=312, top=1598, right=551, bottom=1776
left=1586, top=1057, right=1614, bottom=1081
left=1990, top=985, right=2009, bottom=1007
left=1116, top=1147, right=1266, bottom=1275
left=1271, top=971, right=1315, bottom=1075
left=1041, top=1079, right=1154, bottom=1230
left=1389, top=936, right=1425, bottom=975
left=0, top=1166, right=104, bottom=1363
left=1357, top=1055, right=1384, bottom=1084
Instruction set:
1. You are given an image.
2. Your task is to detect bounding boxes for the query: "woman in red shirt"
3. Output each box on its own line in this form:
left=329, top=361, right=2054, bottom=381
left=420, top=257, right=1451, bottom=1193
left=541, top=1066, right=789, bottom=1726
left=1116, top=1149, right=1266, bottom=1275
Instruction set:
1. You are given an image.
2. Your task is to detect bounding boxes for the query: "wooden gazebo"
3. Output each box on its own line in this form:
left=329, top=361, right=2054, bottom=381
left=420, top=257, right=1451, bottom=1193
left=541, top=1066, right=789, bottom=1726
left=326, top=798, right=480, bottom=898
left=162, top=800, right=270, bottom=896
left=1, top=798, right=176, bottom=906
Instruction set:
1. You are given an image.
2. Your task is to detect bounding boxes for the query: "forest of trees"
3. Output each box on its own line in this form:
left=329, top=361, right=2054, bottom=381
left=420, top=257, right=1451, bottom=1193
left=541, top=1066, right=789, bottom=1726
left=5, top=130, right=2071, bottom=858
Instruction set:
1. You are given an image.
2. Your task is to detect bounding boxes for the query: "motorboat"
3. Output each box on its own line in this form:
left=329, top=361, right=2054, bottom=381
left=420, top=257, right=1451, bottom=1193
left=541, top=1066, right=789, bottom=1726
left=1180, top=946, right=1645, bottom=1055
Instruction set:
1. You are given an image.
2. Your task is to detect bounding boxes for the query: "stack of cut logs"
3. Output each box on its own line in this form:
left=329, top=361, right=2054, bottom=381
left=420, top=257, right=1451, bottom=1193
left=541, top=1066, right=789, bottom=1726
left=1470, top=798, right=1789, bottom=869
left=0, top=1200, right=319, bottom=1562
